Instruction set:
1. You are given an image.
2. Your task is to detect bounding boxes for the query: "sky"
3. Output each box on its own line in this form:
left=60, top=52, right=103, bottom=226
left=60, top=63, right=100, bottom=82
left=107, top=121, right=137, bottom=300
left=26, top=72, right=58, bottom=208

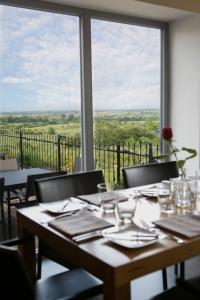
left=0, top=5, right=161, bottom=113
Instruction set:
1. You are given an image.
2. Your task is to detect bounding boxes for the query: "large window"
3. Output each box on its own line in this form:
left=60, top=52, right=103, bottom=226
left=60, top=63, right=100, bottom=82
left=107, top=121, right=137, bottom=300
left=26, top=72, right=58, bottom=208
left=91, top=19, right=161, bottom=182
left=0, top=5, right=82, bottom=171
left=0, top=1, right=168, bottom=179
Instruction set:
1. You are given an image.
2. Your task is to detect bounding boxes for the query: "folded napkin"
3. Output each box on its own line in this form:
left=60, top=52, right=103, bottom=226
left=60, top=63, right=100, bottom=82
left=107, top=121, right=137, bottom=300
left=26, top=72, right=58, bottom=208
left=78, top=192, right=127, bottom=206
left=154, top=214, right=200, bottom=238
left=48, top=210, right=114, bottom=237
left=40, top=199, right=86, bottom=214
left=140, top=188, right=169, bottom=198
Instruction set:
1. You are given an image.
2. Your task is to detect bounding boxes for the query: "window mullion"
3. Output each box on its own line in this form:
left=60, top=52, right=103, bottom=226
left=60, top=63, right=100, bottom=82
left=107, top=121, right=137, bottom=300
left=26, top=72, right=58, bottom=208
left=80, top=15, right=94, bottom=171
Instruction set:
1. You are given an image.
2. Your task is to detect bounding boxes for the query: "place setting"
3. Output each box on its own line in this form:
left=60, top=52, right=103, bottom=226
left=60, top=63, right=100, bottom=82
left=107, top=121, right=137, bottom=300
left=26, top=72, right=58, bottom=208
left=39, top=197, right=87, bottom=215
left=70, top=191, right=165, bottom=247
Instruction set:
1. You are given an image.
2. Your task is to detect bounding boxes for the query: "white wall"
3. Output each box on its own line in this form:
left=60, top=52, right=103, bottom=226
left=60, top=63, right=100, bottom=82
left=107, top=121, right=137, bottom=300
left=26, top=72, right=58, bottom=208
left=170, top=14, right=200, bottom=175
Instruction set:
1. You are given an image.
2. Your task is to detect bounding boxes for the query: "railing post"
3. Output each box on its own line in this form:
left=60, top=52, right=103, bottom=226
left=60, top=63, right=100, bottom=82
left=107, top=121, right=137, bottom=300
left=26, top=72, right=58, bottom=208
left=19, top=130, right=24, bottom=169
left=116, top=143, right=121, bottom=186
left=57, top=135, right=61, bottom=171
left=148, top=143, right=157, bottom=163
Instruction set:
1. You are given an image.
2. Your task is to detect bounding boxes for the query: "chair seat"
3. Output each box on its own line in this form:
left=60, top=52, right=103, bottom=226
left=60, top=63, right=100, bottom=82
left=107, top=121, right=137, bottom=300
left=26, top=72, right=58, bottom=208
left=177, top=277, right=200, bottom=295
left=150, top=286, right=199, bottom=300
left=36, top=268, right=102, bottom=300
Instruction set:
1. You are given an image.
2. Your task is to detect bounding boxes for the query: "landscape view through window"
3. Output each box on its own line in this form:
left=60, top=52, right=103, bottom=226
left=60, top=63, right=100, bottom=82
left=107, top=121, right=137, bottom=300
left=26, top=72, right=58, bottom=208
left=0, top=5, right=161, bottom=182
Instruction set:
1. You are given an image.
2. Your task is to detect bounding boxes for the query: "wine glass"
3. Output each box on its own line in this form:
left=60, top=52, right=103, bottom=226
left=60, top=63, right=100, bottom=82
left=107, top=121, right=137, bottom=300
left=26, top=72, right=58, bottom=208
left=116, top=197, right=137, bottom=224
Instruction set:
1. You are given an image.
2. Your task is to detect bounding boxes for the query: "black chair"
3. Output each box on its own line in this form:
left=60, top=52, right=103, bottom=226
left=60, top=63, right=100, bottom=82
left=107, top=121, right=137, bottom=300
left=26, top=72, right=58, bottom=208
left=17, top=171, right=68, bottom=202
left=150, top=285, right=199, bottom=299
left=122, top=161, right=179, bottom=189
left=0, top=178, right=6, bottom=239
left=35, top=170, right=104, bottom=203
left=35, top=170, right=105, bottom=279
left=0, top=238, right=102, bottom=300
left=122, top=161, right=179, bottom=290
left=177, top=276, right=200, bottom=297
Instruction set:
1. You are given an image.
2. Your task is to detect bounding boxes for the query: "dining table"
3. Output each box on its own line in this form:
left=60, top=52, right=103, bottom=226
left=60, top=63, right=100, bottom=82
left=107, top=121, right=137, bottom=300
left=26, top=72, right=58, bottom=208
left=17, top=185, right=200, bottom=300
left=0, top=167, right=52, bottom=237
left=0, top=168, right=51, bottom=192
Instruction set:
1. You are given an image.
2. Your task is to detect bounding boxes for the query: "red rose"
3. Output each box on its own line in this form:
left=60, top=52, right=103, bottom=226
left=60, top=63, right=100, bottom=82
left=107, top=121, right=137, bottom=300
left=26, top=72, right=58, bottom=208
left=162, top=127, right=173, bottom=140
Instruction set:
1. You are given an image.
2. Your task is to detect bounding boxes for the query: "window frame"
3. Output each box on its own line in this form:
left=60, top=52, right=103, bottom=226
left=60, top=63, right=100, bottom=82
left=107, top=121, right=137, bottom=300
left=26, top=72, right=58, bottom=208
left=0, top=0, right=169, bottom=169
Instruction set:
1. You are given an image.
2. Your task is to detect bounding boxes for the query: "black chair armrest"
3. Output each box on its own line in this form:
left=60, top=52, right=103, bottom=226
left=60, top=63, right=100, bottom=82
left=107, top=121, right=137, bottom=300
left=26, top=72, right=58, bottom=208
left=0, top=237, right=31, bottom=247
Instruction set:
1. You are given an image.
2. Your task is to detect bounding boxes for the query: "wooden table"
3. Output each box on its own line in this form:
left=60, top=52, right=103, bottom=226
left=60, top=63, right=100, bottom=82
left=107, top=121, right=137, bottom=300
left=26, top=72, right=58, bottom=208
left=17, top=190, right=200, bottom=300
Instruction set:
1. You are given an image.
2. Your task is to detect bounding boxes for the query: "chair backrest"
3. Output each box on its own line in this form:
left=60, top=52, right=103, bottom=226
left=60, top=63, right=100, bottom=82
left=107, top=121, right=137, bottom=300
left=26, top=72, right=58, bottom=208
left=0, top=245, right=35, bottom=299
left=122, top=161, right=179, bottom=188
left=25, top=171, right=68, bottom=200
left=35, top=170, right=104, bottom=203
left=0, top=177, right=4, bottom=203
left=0, top=158, right=18, bottom=171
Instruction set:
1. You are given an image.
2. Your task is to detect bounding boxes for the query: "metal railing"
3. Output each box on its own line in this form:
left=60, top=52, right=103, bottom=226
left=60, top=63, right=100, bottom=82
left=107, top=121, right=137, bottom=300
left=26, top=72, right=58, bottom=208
left=0, top=129, right=160, bottom=184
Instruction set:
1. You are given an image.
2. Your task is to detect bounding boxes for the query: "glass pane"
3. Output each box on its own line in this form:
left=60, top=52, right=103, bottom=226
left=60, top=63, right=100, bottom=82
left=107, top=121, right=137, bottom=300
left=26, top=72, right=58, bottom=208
left=91, top=19, right=161, bottom=185
left=0, top=5, right=81, bottom=173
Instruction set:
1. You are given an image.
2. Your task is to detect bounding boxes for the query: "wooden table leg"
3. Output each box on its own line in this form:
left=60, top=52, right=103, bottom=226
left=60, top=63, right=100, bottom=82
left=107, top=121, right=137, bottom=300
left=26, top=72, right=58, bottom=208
left=103, top=280, right=131, bottom=300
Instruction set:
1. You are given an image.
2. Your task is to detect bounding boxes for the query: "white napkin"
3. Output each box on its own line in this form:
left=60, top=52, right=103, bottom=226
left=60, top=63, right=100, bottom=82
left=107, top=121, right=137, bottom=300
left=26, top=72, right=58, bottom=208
left=40, top=198, right=86, bottom=214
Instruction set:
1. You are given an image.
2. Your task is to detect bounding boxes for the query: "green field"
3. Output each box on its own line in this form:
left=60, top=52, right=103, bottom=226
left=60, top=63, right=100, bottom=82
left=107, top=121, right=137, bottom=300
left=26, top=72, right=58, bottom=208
left=0, top=109, right=160, bottom=184
left=0, top=109, right=160, bottom=144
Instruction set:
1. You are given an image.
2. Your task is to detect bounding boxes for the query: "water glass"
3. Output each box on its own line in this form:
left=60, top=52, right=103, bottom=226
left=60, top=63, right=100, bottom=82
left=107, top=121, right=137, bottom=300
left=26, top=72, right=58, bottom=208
left=188, top=170, right=200, bottom=206
left=157, top=184, right=174, bottom=214
left=97, top=182, right=116, bottom=213
left=173, top=178, right=192, bottom=208
left=116, top=198, right=137, bottom=224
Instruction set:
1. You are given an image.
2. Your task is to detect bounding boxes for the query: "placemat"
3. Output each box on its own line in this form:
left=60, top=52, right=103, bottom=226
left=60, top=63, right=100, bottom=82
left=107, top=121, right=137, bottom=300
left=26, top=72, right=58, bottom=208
left=48, top=210, right=114, bottom=237
left=154, top=214, right=200, bottom=238
left=77, top=192, right=127, bottom=206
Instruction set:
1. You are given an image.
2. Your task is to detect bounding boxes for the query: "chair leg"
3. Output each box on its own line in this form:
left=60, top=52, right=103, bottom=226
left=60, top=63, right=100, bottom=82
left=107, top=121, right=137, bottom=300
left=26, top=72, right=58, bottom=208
left=6, top=193, right=12, bottom=238
left=0, top=202, right=6, bottom=239
left=174, top=263, right=178, bottom=276
left=162, top=268, right=168, bottom=290
left=37, top=251, right=43, bottom=279
left=180, top=262, right=185, bottom=280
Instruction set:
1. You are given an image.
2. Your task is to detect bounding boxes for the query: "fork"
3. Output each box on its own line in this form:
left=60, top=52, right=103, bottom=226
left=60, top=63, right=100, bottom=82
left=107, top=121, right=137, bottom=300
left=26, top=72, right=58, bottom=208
left=170, top=235, right=185, bottom=244
left=59, top=200, right=70, bottom=212
left=139, top=220, right=185, bottom=244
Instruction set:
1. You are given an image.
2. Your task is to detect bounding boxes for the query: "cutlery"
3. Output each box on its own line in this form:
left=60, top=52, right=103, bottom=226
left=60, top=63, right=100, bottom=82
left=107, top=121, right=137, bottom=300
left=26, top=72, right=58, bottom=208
left=59, top=200, right=70, bottom=212
left=140, top=220, right=185, bottom=244
left=103, top=234, right=158, bottom=241
left=73, top=230, right=158, bottom=243
left=169, top=235, right=185, bottom=244
left=41, top=210, right=80, bottom=225
left=73, top=230, right=102, bottom=242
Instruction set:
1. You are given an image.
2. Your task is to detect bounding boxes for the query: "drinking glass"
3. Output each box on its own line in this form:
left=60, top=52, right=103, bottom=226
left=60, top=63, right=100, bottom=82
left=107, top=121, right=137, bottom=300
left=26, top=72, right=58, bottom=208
left=97, top=182, right=116, bottom=213
left=188, top=170, right=200, bottom=207
left=173, top=178, right=192, bottom=208
left=157, top=184, right=175, bottom=214
left=116, top=197, right=137, bottom=224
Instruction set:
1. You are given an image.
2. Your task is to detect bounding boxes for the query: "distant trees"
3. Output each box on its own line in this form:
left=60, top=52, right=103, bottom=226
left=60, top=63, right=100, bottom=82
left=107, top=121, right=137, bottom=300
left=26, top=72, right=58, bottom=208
left=0, top=110, right=160, bottom=146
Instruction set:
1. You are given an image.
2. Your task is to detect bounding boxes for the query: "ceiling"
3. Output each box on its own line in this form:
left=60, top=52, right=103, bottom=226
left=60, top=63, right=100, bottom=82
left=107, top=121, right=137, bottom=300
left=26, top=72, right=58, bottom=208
left=43, top=0, right=193, bottom=21
left=136, top=0, right=200, bottom=13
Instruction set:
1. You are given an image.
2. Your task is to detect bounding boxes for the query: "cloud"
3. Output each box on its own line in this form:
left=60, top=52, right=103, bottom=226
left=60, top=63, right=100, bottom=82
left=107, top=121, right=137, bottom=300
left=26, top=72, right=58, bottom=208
left=2, top=77, right=32, bottom=84
left=0, top=5, right=161, bottom=112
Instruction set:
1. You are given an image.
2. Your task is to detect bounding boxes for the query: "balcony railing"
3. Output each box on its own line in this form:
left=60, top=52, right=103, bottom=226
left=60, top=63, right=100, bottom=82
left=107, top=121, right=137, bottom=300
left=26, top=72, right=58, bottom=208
left=0, top=129, right=160, bottom=185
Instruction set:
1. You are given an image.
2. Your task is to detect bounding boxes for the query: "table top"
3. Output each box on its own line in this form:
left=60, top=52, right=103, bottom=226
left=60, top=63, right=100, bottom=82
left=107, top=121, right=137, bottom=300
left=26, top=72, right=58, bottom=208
left=0, top=168, right=51, bottom=190
left=17, top=189, right=200, bottom=279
